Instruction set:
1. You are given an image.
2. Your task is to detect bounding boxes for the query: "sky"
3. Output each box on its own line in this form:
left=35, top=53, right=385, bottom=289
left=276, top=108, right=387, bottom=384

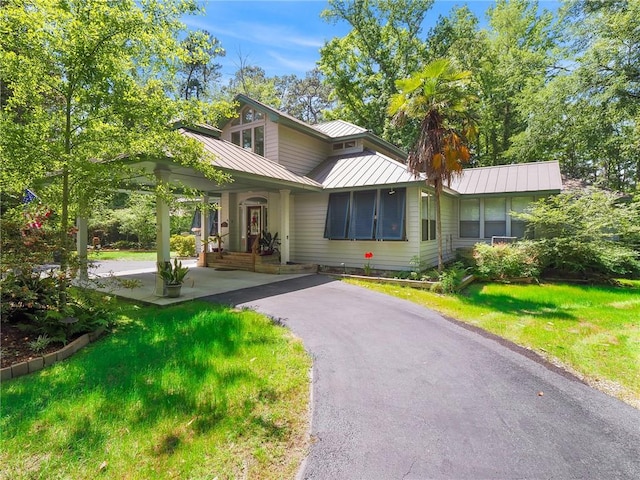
left=182, top=1, right=560, bottom=82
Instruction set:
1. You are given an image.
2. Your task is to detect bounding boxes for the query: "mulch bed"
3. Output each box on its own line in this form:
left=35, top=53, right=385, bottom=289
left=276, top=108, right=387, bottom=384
left=1, top=324, right=66, bottom=369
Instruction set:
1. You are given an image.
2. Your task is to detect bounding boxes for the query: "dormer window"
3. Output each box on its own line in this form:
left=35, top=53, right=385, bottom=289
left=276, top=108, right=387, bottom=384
left=230, top=107, right=265, bottom=156
left=332, top=140, right=356, bottom=152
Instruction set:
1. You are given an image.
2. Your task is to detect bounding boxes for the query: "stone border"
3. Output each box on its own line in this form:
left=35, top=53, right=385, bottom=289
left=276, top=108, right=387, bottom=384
left=0, top=327, right=106, bottom=382
left=321, top=273, right=475, bottom=291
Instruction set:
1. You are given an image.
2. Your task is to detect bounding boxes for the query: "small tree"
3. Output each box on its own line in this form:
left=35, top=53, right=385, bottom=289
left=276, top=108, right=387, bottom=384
left=388, top=59, right=477, bottom=271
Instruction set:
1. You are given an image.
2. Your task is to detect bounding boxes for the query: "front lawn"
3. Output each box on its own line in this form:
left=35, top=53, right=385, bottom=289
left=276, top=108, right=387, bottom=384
left=88, top=250, right=168, bottom=261
left=346, top=279, right=640, bottom=407
left=0, top=302, right=311, bottom=479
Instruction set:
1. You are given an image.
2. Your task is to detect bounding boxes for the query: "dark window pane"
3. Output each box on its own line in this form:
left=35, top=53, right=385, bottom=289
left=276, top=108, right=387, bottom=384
left=349, top=190, right=376, bottom=239
left=484, top=221, right=506, bottom=238
left=254, top=126, right=264, bottom=156
left=430, top=219, right=436, bottom=240
left=242, top=129, right=252, bottom=149
left=231, top=131, right=240, bottom=146
left=324, top=193, right=350, bottom=239
left=511, top=220, right=528, bottom=238
left=460, top=221, right=480, bottom=238
left=377, top=188, right=406, bottom=240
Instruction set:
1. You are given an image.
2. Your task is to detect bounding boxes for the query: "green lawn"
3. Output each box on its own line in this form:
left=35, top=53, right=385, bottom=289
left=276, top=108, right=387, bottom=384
left=346, top=279, right=640, bottom=406
left=0, top=302, right=311, bottom=479
left=88, top=250, right=168, bottom=261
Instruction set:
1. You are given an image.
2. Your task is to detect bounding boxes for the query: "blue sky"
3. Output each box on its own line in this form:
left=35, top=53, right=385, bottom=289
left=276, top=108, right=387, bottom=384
left=183, top=1, right=560, bottom=82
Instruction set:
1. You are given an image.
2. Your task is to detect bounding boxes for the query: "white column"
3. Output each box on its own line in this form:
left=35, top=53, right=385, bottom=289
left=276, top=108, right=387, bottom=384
left=200, top=195, right=209, bottom=252
left=279, top=189, right=291, bottom=264
left=76, top=214, right=88, bottom=282
left=155, top=169, right=171, bottom=296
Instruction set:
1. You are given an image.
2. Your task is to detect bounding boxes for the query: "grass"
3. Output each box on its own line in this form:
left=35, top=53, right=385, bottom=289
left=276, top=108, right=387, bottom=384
left=88, top=250, right=167, bottom=261
left=0, top=301, right=311, bottom=479
left=346, top=278, right=640, bottom=406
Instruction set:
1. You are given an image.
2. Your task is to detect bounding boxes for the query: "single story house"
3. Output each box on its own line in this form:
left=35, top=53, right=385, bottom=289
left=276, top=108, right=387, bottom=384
left=103, top=94, right=561, bottom=292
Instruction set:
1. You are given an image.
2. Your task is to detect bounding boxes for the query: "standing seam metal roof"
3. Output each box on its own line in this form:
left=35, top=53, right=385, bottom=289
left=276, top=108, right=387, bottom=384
left=312, top=120, right=369, bottom=138
left=180, top=129, right=321, bottom=188
left=449, top=161, right=562, bottom=194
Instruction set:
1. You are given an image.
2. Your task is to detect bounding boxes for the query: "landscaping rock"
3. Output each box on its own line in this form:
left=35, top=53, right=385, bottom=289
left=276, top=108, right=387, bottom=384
left=28, top=357, right=44, bottom=373
left=0, top=367, right=12, bottom=382
left=11, top=361, right=28, bottom=378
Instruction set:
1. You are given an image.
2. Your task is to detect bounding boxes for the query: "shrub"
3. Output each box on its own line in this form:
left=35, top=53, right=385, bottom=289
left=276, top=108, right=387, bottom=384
left=532, top=238, right=640, bottom=277
left=111, top=240, right=138, bottom=250
left=431, top=262, right=467, bottom=294
left=473, top=242, right=541, bottom=281
left=170, top=234, right=196, bottom=257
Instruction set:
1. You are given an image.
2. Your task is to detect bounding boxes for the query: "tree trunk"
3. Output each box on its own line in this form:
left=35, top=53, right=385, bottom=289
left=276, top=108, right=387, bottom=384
left=435, top=179, right=444, bottom=273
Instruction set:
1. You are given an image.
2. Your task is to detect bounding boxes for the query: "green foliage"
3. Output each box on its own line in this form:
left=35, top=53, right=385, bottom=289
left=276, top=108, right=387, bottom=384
left=473, top=242, right=541, bottom=281
left=27, top=334, right=52, bottom=353
left=319, top=0, right=431, bottom=148
left=170, top=234, right=196, bottom=257
left=258, top=230, right=280, bottom=255
left=158, top=258, right=189, bottom=285
left=512, top=188, right=640, bottom=277
left=431, top=262, right=467, bottom=294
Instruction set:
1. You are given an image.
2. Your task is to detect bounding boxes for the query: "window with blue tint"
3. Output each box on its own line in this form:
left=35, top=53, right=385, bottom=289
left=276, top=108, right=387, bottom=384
left=376, top=188, right=406, bottom=240
left=324, top=192, right=350, bottom=239
left=348, top=190, right=377, bottom=239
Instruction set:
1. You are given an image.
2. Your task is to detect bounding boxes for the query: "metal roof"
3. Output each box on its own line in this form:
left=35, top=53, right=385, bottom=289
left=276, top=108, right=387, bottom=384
left=180, top=129, right=321, bottom=188
left=309, top=150, right=423, bottom=189
left=312, top=120, right=368, bottom=138
left=449, top=161, right=563, bottom=195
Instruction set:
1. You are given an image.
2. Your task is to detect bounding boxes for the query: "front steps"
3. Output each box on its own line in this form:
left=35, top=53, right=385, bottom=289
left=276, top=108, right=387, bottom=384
left=204, top=251, right=318, bottom=274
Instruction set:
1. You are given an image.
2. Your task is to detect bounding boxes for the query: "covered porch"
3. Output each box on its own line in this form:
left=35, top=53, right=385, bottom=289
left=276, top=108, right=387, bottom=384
left=76, top=124, right=321, bottom=297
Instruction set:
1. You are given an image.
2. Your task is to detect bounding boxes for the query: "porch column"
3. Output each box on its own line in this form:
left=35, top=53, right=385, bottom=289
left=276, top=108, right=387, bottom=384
left=279, top=189, right=290, bottom=264
left=155, top=169, right=171, bottom=296
left=76, top=214, right=88, bottom=282
left=197, top=195, right=209, bottom=267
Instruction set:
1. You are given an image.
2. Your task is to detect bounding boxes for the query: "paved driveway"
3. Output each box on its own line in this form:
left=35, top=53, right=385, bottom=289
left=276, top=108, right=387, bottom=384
left=206, top=276, right=640, bottom=479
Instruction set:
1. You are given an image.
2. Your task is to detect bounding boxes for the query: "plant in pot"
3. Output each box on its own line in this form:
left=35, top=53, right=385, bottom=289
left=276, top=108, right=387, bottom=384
left=157, top=258, right=189, bottom=298
left=259, top=231, right=280, bottom=256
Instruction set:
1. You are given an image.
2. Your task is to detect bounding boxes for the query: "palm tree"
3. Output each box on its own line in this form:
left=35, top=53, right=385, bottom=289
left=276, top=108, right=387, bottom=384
left=388, top=59, right=477, bottom=272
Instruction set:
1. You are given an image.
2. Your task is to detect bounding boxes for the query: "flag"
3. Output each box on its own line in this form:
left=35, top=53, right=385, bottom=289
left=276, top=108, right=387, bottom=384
left=23, top=188, right=38, bottom=204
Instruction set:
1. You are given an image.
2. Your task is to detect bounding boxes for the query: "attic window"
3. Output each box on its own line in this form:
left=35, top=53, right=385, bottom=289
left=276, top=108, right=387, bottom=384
left=332, top=140, right=356, bottom=151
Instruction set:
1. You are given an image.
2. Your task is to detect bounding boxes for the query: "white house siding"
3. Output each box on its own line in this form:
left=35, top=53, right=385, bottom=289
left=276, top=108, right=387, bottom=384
left=290, top=187, right=422, bottom=271
left=264, top=118, right=279, bottom=161
left=278, top=125, right=330, bottom=176
left=418, top=193, right=459, bottom=268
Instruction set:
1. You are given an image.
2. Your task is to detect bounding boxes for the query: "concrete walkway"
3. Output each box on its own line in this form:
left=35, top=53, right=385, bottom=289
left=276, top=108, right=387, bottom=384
left=87, top=259, right=311, bottom=306
left=205, top=276, right=640, bottom=480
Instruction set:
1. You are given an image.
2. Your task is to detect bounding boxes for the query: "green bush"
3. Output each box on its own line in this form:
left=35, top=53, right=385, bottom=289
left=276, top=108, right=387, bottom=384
left=473, top=242, right=541, bottom=281
left=431, top=262, right=467, bottom=294
left=532, top=238, right=640, bottom=277
left=170, top=234, right=196, bottom=257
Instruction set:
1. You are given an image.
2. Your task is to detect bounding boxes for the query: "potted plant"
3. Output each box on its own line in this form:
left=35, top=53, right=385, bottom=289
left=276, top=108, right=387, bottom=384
left=259, top=230, right=280, bottom=256
left=157, top=258, right=189, bottom=297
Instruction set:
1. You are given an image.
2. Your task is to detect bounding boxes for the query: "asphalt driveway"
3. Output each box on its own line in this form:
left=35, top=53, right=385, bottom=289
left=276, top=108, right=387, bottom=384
left=206, top=275, right=640, bottom=479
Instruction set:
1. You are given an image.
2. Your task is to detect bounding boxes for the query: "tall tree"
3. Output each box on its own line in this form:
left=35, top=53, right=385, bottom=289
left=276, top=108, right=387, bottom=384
left=389, top=59, right=477, bottom=271
left=1, top=0, right=228, bottom=303
left=280, top=69, right=333, bottom=124
left=178, top=29, right=225, bottom=101
left=319, top=0, right=433, bottom=148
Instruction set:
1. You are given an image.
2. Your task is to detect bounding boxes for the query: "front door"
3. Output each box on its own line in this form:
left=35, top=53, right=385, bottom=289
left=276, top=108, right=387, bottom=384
left=247, top=206, right=262, bottom=252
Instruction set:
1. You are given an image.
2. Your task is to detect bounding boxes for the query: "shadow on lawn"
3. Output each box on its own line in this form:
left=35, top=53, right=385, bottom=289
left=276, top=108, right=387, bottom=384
left=0, top=302, right=293, bottom=461
left=460, top=288, right=577, bottom=321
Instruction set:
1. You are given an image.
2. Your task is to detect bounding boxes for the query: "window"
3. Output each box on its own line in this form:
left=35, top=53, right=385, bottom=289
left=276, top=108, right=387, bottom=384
left=510, top=196, right=533, bottom=238
left=229, top=107, right=265, bottom=156
left=324, top=188, right=406, bottom=240
left=377, top=188, right=406, bottom=240
left=421, top=192, right=436, bottom=241
left=324, top=193, right=350, bottom=239
left=332, top=140, right=357, bottom=152
left=484, top=198, right=506, bottom=238
left=349, top=190, right=377, bottom=239
left=460, top=199, right=480, bottom=238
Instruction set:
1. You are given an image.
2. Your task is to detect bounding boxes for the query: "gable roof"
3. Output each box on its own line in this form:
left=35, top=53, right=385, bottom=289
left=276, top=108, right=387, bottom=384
left=450, top=161, right=562, bottom=195
left=309, top=150, right=423, bottom=189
